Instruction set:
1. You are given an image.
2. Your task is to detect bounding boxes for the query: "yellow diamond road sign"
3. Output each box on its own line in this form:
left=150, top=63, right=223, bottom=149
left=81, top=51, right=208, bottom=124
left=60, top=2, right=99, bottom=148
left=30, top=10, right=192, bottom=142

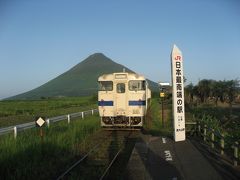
left=36, top=117, right=45, bottom=127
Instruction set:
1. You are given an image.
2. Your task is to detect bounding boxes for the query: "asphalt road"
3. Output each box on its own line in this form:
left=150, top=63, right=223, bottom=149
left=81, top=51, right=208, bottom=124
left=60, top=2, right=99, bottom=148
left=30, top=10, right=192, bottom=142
left=125, top=135, right=238, bottom=180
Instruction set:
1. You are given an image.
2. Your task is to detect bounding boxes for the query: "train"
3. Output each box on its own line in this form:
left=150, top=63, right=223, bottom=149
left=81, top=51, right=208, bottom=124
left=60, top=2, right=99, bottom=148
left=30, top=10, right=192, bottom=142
left=98, top=72, right=151, bottom=128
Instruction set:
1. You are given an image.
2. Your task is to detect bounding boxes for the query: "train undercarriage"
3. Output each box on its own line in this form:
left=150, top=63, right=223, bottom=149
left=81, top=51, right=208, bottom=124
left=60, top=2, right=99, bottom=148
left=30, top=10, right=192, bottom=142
left=101, top=116, right=143, bottom=128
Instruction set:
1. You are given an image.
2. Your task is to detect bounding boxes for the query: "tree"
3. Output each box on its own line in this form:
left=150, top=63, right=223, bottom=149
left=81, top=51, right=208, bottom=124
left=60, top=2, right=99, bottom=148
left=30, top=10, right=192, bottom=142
left=209, top=80, right=223, bottom=106
left=225, top=80, right=240, bottom=107
left=185, top=79, right=239, bottom=107
left=197, top=79, right=211, bottom=103
left=185, top=83, right=194, bottom=104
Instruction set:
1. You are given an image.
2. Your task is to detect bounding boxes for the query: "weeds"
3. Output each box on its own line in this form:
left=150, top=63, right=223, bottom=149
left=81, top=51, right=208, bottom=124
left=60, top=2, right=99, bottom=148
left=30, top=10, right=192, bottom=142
left=0, top=115, right=100, bottom=179
left=144, top=98, right=173, bottom=137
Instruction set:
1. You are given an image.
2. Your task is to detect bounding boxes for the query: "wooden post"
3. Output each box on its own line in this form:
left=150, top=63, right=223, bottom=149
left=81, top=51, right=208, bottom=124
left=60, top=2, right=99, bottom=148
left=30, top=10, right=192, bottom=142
left=92, top=109, right=94, bottom=115
left=193, top=114, right=195, bottom=121
left=211, top=129, right=215, bottom=149
left=40, top=127, right=44, bottom=156
left=14, top=126, right=17, bottom=139
left=220, top=134, right=224, bottom=155
left=40, top=128, right=43, bottom=139
left=204, top=125, right=207, bottom=142
left=161, top=96, right=164, bottom=128
left=198, top=122, right=201, bottom=136
left=234, top=142, right=239, bottom=166
left=82, top=112, right=84, bottom=119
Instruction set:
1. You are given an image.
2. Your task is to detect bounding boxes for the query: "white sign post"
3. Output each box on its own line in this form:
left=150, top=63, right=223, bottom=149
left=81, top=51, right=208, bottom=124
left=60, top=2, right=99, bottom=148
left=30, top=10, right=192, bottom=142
left=35, top=117, right=45, bottom=149
left=171, top=44, right=186, bottom=142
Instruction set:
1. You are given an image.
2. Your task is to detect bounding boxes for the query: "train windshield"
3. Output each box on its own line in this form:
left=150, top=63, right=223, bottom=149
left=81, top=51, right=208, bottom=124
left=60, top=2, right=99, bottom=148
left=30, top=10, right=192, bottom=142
left=99, top=81, right=113, bottom=91
left=129, top=80, right=146, bottom=91
left=117, top=83, right=125, bottom=93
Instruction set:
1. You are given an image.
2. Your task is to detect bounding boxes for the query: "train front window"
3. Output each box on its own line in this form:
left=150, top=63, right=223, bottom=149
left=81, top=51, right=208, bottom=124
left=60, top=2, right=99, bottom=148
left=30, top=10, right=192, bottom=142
left=129, top=81, right=146, bottom=91
left=117, top=83, right=125, bottom=93
left=99, top=81, right=113, bottom=91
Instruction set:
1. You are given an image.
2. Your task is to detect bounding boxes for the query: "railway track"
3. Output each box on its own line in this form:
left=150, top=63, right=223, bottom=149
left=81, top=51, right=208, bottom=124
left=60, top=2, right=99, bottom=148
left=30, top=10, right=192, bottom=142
left=56, top=130, right=140, bottom=179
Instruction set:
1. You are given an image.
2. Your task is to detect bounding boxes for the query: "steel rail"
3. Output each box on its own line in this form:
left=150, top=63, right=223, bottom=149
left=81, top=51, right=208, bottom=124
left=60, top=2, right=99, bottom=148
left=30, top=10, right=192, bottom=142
left=56, top=143, right=101, bottom=180
left=56, top=131, right=113, bottom=180
left=99, top=131, right=132, bottom=180
left=99, top=147, right=122, bottom=180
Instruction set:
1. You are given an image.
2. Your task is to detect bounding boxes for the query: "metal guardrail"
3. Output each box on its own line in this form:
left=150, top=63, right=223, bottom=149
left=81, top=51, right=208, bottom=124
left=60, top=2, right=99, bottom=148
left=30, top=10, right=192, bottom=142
left=0, top=109, right=98, bottom=138
left=186, top=120, right=240, bottom=167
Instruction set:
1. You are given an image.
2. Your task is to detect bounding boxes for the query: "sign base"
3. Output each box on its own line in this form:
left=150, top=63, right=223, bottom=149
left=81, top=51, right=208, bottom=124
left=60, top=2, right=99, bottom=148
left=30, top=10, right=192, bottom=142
left=174, top=131, right=186, bottom=142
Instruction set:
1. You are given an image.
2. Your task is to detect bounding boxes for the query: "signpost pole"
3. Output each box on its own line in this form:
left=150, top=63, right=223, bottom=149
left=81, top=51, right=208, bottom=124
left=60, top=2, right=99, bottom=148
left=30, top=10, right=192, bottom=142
left=162, top=96, right=164, bottom=128
left=159, top=83, right=169, bottom=129
left=40, top=127, right=43, bottom=156
left=35, top=117, right=46, bottom=156
left=40, top=128, right=43, bottom=143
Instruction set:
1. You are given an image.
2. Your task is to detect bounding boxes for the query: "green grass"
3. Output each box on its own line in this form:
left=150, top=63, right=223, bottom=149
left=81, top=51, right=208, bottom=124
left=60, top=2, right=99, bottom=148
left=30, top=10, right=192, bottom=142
left=0, top=96, right=97, bottom=127
left=144, top=98, right=173, bottom=137
left=0, top=115, right=100, bottom=179
left=187, top=103, right=240, bottom=141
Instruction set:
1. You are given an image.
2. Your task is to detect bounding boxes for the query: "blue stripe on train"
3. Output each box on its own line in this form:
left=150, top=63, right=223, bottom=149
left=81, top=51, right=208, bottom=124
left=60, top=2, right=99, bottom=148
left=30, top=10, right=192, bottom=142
left=129, top=100, right=146, bottom=106
left=98, top=101, right=114, bottom=106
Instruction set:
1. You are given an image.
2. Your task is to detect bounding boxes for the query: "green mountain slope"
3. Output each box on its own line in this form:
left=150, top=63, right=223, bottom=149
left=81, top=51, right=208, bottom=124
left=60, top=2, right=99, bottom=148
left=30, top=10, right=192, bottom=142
left=8, top=53, right=158, bottom=99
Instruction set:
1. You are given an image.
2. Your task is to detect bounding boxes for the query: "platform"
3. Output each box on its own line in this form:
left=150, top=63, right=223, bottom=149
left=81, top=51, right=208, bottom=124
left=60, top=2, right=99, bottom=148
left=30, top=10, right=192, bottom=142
left=124, top=135, right=229, bottom=180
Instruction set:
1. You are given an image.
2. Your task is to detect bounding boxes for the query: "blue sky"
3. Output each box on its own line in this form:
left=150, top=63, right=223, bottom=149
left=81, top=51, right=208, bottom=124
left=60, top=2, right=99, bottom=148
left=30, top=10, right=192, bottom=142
left=0, top=0, right=239, bottom=99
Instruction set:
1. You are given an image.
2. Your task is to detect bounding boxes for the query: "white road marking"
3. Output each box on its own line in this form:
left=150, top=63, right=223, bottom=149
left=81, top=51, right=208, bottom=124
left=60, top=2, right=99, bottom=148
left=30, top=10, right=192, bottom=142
left=162, top=137, right=166, bottom=144
left=164, top=150, right=173, bottom=161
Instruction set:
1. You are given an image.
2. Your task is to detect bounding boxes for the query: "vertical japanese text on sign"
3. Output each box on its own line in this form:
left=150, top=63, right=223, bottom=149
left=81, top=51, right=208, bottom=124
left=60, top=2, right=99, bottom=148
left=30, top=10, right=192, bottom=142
left=171, top=45, right=186, bottom=142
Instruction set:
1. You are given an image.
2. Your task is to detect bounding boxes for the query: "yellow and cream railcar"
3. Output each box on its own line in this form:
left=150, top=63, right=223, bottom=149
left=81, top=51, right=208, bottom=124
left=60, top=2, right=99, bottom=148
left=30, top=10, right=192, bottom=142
left=98, top=72, right=151, bottom=128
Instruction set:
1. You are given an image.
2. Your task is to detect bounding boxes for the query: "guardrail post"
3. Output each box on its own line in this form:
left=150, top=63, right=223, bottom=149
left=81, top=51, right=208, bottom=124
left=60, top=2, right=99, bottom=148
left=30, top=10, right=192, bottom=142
left=234, top=142, right=239, bottom=166
left=14, top=126, right=17, bottom=139
left=203, top=125, right=207, bottom=142
left=0, top=108, right=99, bottom=137
left=211, top=129, right=215, bottom=149
left=220, top=134, right=224, bottom=155
left=67, top=114, right=71, bottom=124
left=46, top=119, right=50, bottom=128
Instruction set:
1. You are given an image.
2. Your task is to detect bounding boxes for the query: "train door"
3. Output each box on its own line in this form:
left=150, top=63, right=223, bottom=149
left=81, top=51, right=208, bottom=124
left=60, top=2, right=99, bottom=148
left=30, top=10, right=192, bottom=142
left=115, top=82, right=127, bottom=116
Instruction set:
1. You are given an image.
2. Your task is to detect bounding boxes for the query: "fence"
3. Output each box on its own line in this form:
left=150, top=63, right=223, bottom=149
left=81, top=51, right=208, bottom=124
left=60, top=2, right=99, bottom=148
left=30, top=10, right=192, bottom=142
left=0, top=109, right=98, bottom=138
left=186, top=121, right=239, bottom=167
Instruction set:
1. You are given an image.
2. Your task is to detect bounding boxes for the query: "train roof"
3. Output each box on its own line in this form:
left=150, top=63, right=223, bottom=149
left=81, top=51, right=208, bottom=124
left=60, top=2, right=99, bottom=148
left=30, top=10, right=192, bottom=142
left=98, top=72, right=146, bottom=81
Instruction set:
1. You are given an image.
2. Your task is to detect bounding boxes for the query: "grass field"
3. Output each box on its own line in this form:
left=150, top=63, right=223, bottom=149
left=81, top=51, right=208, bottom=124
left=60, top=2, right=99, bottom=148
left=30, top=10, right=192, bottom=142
left=0, top=96, right=97, bottom=127
left=144, top=98, right=173, bottom=136
left=0, top=96, right=102, bottom=179
left=0, top=114, right=100, bottom=179
left=0, top=96, right=169, bottom=179
left=1, top=96, right=238, bottom=179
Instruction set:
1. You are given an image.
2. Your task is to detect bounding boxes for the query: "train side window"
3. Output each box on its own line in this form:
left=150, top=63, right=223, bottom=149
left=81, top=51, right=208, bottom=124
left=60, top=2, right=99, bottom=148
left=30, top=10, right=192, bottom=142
left=117, top=83, right=125, bottom=93
left=129, top=81, right=146, bottom=91
left=99, top=81, right=113, bottom=91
